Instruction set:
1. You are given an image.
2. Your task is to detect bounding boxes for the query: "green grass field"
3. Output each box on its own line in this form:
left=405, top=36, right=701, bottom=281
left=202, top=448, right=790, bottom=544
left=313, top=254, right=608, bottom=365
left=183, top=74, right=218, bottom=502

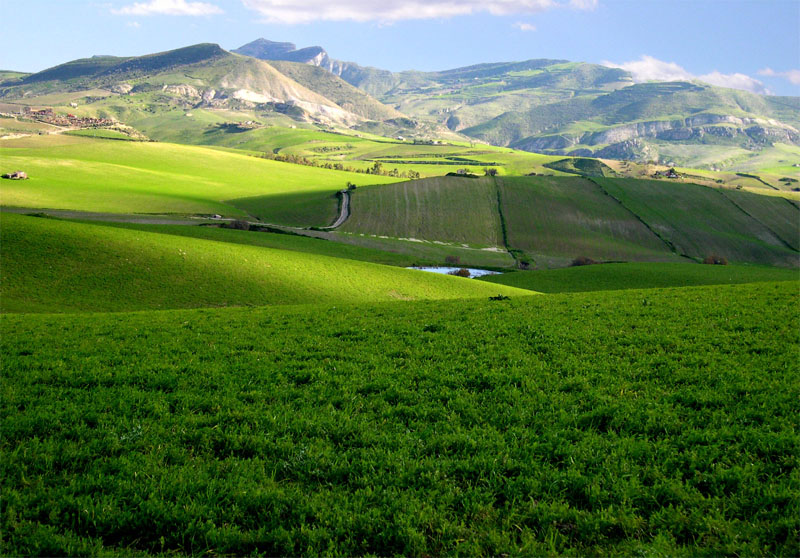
left=341, top=176, right=505, bottom=248
left=596, top=178, right=800, bottom=267
left=481, top=262, right=799, bottom=293
left=498, top=176, right=682, bottom=268
left=0, top=213, right=527, bottom=313
left=0, top=135, right=398, bottom=225
left=2, top=282, right=797, bottom=555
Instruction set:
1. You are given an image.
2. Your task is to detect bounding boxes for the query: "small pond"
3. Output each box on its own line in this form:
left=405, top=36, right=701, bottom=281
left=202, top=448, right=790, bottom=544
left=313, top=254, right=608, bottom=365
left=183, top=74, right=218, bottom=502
left=407, top=266, right=502, bottom=279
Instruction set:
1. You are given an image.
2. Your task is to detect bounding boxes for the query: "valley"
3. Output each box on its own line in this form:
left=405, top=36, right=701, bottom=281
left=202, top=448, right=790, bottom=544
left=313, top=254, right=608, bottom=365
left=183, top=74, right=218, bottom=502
left=1, top=33, right=799, bottom=557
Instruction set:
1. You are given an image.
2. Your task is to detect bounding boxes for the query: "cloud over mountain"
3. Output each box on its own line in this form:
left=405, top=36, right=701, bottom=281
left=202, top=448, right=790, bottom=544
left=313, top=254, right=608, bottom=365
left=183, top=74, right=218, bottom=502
left=603, top=55, right=768, bottom=95
left=240, top=0, right=593, bottom=23
left=758, top=68, right=800, bottom=86
left=113, top=0, right=223, bottom=16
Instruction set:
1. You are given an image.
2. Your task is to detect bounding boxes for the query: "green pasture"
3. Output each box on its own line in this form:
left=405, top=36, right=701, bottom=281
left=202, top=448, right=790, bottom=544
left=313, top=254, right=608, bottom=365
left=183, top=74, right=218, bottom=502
left=2, top=282, right=797, bottom=555
left=0, top=135, right=398, bottom=225
left=596, top=178, right=800, bottom=267
left=481, top=262, right=799, bottom=293
left=0, top=213, right=526, bottom=313
left=498, top=176, right=684, bottom=267
left=341, top=176, right=505, bottom=248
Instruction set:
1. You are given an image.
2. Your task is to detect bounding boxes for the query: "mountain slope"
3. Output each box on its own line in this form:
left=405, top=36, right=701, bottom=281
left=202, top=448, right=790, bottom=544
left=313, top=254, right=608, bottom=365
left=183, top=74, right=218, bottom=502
left=266, top=60, right=404, bottom=122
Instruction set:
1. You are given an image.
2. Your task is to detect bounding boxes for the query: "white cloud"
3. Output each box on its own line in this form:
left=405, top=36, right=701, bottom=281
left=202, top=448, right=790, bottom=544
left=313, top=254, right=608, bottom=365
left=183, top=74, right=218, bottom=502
left=240, top=0, right=595, bottom=24
left=758, top=67, right=800, bottom=86
left=513, top=22, right=537, bottom=31
left=113, top=0, right=223, bottom=16
left=569, top=0, right=597, bottom=10
left=126, top=20, right=141, bottom=27
left=603, top=55, right=769, bottom=95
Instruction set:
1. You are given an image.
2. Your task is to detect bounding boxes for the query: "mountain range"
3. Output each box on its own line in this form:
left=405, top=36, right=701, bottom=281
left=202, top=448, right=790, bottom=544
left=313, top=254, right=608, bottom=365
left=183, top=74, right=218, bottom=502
left=1, top=38, right=799, bottom=169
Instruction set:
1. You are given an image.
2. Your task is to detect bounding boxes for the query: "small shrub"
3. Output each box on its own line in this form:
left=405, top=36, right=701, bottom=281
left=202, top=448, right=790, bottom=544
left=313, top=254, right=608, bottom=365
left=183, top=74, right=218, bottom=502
left=518, top=259, right=531, bottom=270
left=226, top=220, right=251, bottom=231
left=571, top=257, right=598, bottom=267
left=444, top=255, right=461, bottom=266
left=703, top=255, right=728, bottom=265
left=448, top=268, right=471, bottom=278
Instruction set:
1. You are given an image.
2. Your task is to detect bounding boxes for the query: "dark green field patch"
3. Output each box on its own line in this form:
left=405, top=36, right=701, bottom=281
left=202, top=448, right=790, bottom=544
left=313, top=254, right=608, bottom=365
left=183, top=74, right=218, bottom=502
left=2, top=283, right=798, bottom=556
left=596, top=178, right=800, bottom=267
left=341, top=176, right=504, bottom=247
left=226, top=190, right=341, bottom=228
left=498, top=176, right=681, bottom=267
left=719, top=189, right=800, bottom=251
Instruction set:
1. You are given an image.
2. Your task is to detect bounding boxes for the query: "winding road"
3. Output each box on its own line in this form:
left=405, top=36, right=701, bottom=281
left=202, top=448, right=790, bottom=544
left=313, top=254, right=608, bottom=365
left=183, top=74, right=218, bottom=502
left=327, top=190, right=351, bottom=229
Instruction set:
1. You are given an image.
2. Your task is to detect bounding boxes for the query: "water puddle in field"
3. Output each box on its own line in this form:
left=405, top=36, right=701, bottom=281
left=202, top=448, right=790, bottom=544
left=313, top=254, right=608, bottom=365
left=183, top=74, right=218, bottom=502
left=407, top=266, right=502, bottom=278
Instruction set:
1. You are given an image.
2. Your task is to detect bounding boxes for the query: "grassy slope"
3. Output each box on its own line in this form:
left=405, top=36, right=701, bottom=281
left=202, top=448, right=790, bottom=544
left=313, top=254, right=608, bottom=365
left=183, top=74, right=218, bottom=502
left=0, top=135, right=398, bottom=225
left=266, top=61, right=404, bottom=122
left=481, top=262, right=799, bottom=293
left=341, top=176, right=505, bottom=247
left=498, top=176, right=681, bottom=268
left=0, top=214, right=526, bottom=313
left=596, top=178, right=799, bottom=267
left=719, top=188, right=800, bottom=251
left=2, top=282, right=797, bottom=556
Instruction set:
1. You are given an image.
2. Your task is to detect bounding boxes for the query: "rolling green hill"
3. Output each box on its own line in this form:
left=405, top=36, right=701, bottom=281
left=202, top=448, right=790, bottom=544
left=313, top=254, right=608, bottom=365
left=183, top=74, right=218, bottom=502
left=336, top=174, right=799, bottom=268
left=595, top=178, right=799, bottom=267
left=0, top=213, right=528, bottom=313
left=497, top=176, right=682, bottom=268
left=341, top=176, right=505, bottom=248
left=0, top=135, right=398, bottom=225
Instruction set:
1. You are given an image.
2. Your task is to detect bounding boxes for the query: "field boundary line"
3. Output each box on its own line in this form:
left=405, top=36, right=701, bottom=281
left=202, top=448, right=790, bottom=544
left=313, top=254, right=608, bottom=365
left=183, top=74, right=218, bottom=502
left=493, top=177, right=530, bottom=269
left=716, top=188, right=799, bottom=252
left=587, top=177, right=693, bottom=261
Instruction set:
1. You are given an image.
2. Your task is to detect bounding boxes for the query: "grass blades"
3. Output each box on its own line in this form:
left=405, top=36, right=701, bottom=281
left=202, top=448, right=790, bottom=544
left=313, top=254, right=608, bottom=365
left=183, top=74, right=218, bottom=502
left=2, top=282, right=798, bottom=555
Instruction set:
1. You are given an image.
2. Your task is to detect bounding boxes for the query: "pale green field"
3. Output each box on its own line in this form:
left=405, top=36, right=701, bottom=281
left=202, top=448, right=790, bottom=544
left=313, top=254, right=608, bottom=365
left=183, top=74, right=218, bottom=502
left=0, top=135, right=399, bottom=225
left=0, top=213, right=528, bottom=313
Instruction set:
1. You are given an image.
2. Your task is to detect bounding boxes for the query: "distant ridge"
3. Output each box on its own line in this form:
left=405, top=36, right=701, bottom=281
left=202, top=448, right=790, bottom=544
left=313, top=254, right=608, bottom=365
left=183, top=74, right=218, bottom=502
left=21, top=44, right=226, bottom=84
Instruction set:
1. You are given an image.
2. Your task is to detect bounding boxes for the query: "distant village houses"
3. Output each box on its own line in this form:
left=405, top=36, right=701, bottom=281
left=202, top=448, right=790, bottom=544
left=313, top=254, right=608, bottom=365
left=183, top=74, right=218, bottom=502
left=23, top=106, right=114, bottom=128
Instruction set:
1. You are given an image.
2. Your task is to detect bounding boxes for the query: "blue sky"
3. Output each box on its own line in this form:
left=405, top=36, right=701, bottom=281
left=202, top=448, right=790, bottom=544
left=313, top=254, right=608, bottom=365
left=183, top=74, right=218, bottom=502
left=2, top=0, right=798, bottom=95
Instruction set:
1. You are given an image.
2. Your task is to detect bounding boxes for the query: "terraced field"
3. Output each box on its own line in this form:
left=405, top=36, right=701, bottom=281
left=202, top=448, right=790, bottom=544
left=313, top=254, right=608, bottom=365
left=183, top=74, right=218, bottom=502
left=596, top=178, right=800, bottom=267
left=0, top=213, right=526, bottom=313
left=341, top=176, right=505, bottom=248
left=497, top=176, right=682, bottom=268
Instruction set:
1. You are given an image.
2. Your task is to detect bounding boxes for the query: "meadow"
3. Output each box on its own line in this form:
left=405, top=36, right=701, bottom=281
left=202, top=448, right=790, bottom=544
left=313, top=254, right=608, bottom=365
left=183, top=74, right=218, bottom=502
left=2, top=282, right=798, bottom=556
left=0, top=135, right=398, bottom=225
left=341, top=176, right=505, bottom=248
left=0, top=213, right=525, bottom=313
left=481, top=261, right=799, bottom=293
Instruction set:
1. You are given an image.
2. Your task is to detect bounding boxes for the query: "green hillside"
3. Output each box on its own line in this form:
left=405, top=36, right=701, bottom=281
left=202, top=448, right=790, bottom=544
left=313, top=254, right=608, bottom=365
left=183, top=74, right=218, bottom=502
left=2, top=282, right=797, bottom=555
left=341, top=176, right=504, bottom=247
left=0, top=135, right=398, bottom=225
left=498, top=176, right=682, bottom=268
left=462, top=82, right=800, bottom=170
left=334, top=174, right=798, bottom=268
left=0, top=213, right=527, bottom=313
left=481, top=262, right=799, bottom=293
left=596, top=178, right=800, bottom=267
left=267, top=60, right=404, bottom=122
